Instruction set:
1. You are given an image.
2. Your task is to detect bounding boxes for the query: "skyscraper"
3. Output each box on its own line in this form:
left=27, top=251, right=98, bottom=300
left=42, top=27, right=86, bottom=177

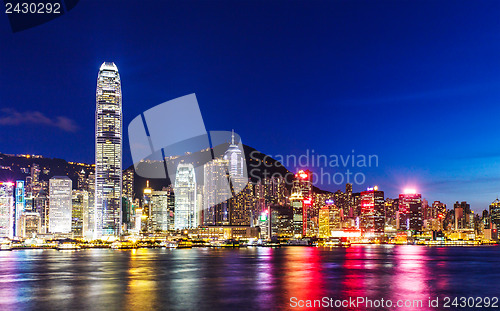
left=203, top=158, right=231, bottom=226
left=150, top=187, right=175, bottom=232
left=174, top=163, right=197, bottom=229
left=95, top=62, right=122, bottom=237
left=224, top=130, right=245, bottom=178
left=0, top=182, right=14, bottom=238
left=14, top=180, right=25, bottom=236
left=290, top=170, right=312, bottom=237
left=48, top=176, right=72, bottom=234
left=454, top=201, right=471, bottom=230
left=72, top=190, right=89, bottom=237
left=398, top=190, right=422, bottom=231
left=122, top=167, right=134, bottom=227
left=489, top=199, right=500, bottom=229
left=360, top=186, right=385, bottom=236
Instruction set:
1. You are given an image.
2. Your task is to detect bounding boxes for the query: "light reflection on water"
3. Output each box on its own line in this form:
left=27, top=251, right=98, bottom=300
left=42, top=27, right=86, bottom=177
left=0, top=246, right=498, bottom=310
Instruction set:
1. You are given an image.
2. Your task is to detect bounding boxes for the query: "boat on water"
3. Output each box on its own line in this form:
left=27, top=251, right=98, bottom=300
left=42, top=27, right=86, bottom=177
left=0, top=243, right=12, bottom=251
left=160, top=241, right=178, bottom=248
left=176, top=239, right=193, bottom=249
left=220, top=239, right=241, bottom=248
left=320, top=238, right=351, bottom=247
left=57, top=243, right=80, bottom=250
left=287, top=239, right=311, bottom=246
left=111, top=241, right=137, bottom=249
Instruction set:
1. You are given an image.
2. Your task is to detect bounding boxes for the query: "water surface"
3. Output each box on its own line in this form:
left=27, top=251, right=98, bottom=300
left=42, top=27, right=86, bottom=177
left=0, top=245, right=498, bottom=310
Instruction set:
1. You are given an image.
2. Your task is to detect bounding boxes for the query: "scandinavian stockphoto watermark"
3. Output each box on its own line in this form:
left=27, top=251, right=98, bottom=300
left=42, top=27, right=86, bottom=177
left=128, top=93, right=249, bottom=207
left=249, top=149, right=378, bottom=186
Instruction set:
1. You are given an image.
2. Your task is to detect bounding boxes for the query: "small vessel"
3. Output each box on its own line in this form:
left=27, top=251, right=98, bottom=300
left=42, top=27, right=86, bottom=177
left=176, top=239, right=193, bottom=249
left=287, top=239, right=310, bottom=246
left=160, top=241, right=178, bottom=248
left=57, top=243, right=80, bottom=250
left=220, top=239, right=241, bottom=248
left=111, top=241, right=137, bottom=249
left=322, top=238, right=351, bottom=247
left=0, top=243, right=12, bottom=251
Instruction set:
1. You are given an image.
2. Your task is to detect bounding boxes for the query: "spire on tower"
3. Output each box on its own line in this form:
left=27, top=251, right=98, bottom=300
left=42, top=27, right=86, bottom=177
left=231, top=129, right=235, bottom=145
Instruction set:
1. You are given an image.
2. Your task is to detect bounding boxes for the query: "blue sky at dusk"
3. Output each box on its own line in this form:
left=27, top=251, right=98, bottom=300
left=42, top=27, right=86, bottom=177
left=1, top=0, right=500, bottom=211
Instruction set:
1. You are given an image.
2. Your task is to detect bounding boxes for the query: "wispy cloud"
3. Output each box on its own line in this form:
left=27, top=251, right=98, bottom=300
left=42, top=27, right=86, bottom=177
left=0, top=108, right=79, bottom=132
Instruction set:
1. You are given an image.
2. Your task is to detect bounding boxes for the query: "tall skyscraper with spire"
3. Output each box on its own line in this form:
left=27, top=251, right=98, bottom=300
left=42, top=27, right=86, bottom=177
left=95, top=62, right=122, bottom=237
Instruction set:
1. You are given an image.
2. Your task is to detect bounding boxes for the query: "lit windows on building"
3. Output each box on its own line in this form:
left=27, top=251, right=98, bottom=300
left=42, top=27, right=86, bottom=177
left=174, top=163, right=197, bottom=229
left=95, top=62, right=122, bottom=238
left=49, top=176, right=72, bottom=234
left=398, top=190, right=422, bottom=232
left=0, top=182, right=14, bottom=238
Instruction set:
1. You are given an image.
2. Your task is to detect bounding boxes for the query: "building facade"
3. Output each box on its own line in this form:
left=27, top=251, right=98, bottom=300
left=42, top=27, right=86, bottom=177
left=174, top=163, right=197, bottom=229
left=0, top=182, right=14, bottom=238
left=49, top=176, right=72, bottom=234
left=95, top=62, right=123, bottom=237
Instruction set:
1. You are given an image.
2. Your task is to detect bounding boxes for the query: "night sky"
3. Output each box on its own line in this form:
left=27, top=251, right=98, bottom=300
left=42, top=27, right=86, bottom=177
left=1, top=0, right=500, bottom=211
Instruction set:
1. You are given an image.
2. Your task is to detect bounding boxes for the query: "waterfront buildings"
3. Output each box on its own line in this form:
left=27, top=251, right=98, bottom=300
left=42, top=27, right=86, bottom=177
left=95, top=62, right=123, bottom=238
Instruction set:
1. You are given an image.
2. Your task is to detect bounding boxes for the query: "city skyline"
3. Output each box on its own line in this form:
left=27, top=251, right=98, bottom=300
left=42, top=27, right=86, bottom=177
left=2, top=2, right=500, bottom=310
left=1, top=1, right=500, bottom=209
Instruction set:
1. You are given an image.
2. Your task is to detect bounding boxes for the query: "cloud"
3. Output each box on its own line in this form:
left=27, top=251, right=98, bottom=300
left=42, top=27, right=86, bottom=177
left=0, top=108, right=79, bottom=132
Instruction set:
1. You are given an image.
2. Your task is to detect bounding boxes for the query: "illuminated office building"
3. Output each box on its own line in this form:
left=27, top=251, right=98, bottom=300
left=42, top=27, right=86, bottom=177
left=223, top=132, right=251, bottom=226
left=95, top=62, right=122, bottom=237
left=48, top=176, right=72, bottom=234
left=454, top=201, right=471, bottom=230
left=203, top=158, right=231, bottom=226
left=18, top=212, right=40, bottom=238
left=122, top=167, right=134, bottom=227
left=141, top=182, right=153, bottom=232
left=72, top=190, right=89, bottom=237
left=34, top=190, right=49, bottom=234
left=398, top=190, right=422, bottom=231
left=489, top=199, right=500, bottom=229
left=150, top=187, right=175, bottom=232
left=433, top=201, right=447, bottom=218
left=14, top=180, right=25, bottom=236
left=0, top=182, right=14, bottom=238
left=224, top=130, right=245, bottom=178
left=86, top=171, right=95, bottom=236
left=360, top=187, right=385, bottom=236
left=319, top=205, right=331, bottom=238
left=384, top=198, right=398, bottom=226
left=290, top=170, right=312, bottom=237
left=174, top=163, right=197, bottom=229
left=270, top=205, right=293, bottom=238
left=229, top=182, right=253, bottom=226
